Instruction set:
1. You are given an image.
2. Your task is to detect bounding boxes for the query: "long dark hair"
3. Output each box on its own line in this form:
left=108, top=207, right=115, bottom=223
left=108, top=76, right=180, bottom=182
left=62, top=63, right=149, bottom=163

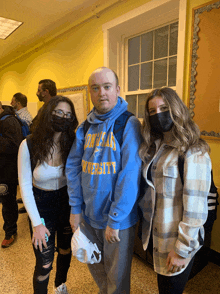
left=30, top=95, right=78, bottom=171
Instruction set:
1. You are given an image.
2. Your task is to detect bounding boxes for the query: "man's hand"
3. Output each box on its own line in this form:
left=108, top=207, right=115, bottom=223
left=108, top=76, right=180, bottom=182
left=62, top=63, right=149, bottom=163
left=166, top=249, right=186, bottom=273
left=105, top=226, right=120, bottom=243
left=69, top=213, right=82, bottom=233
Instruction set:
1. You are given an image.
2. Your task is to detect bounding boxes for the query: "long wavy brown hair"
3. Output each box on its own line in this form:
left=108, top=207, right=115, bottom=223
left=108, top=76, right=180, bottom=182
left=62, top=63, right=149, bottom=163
left=30, top=95, right=78, bottom=171
left=139, top=87, right=210, bottom=162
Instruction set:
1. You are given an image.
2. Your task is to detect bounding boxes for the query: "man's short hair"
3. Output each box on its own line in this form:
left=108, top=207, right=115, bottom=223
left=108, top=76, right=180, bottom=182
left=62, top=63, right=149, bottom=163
left=39, top=79, right=57, bottom=97
left=14, top=93, right=27, bottom=107
left=89, top=67, right=119, bottom=87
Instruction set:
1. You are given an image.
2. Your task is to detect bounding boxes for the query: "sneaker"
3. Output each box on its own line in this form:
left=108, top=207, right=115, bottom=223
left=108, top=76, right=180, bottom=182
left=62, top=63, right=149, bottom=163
left=54, top=283, right=69, bottom=294
left=1, top=234, right=17, bottom=248
left=18, top=206, right=27, bottom=214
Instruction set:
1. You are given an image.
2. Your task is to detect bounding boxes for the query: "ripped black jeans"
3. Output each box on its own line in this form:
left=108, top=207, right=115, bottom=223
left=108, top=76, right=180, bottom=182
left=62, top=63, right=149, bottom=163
left=30, top=186, right=72, bottom=294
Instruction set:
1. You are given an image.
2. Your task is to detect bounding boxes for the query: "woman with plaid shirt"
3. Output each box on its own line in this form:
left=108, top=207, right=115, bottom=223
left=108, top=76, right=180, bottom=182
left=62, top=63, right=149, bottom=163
left=139, top=87, right=211, bottom=294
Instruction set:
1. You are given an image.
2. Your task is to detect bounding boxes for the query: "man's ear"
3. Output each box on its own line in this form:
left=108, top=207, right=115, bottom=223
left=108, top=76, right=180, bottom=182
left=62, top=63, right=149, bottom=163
left=116, top=85, right=120, bottom=96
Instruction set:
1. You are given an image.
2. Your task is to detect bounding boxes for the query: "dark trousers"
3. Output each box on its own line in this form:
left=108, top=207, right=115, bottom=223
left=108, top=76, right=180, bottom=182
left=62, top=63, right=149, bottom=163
left=147, top=231, right=195, bottom=294
left=157, top=256, right=195, bottom=294
left=30, top=186, right=72, bottom=294
left=1, top=183, right=18, bottom=237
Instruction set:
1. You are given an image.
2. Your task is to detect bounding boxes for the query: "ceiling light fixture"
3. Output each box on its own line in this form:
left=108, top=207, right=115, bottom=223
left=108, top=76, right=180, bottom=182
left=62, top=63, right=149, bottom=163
left=0, top=17, right=23, bottom=40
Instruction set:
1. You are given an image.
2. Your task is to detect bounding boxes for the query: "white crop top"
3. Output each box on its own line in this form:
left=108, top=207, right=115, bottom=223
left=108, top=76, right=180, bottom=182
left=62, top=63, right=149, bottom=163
left=18, top=139, right=67, bottom=227
left=33, top=162, right=66, bottom=190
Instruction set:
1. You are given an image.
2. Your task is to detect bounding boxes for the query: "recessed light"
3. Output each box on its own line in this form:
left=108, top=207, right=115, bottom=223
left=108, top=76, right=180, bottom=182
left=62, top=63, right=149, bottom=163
left=0, top=17, right=23, bottom=40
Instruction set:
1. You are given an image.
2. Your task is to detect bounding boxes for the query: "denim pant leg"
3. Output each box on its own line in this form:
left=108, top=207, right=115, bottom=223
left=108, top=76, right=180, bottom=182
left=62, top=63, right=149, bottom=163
left=55, top=186, right=72, bottom=287
left=87, top=224, right=136, bottom=294
left=31, top=187, right=58, bottom=294
left=2, top=183, right=18, bottom=237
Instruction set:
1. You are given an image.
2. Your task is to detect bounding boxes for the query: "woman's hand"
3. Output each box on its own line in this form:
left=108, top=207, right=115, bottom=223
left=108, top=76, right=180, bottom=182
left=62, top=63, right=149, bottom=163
left=32, top=223, right=51, bottom=252
left=166, top=249, right=186, bottom=273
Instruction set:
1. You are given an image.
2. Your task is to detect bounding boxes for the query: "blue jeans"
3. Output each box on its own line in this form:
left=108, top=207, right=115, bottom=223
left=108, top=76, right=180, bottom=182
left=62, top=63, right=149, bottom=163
left=30, top=186, right=72, bottom=294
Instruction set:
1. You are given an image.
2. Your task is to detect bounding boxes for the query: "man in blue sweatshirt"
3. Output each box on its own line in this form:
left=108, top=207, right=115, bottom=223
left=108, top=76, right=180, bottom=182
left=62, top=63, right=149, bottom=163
left=66, top=67, right=142, bottom=293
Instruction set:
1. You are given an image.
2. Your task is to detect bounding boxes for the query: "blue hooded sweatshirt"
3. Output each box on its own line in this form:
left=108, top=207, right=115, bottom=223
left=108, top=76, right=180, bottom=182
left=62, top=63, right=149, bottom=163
left=66, top=96, right=142, bottom=230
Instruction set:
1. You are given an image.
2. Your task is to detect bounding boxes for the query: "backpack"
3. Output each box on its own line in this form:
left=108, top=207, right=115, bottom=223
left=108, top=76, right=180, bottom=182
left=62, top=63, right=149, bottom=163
left=178, top=155, right=219, bottom=233
left=15, top=113, right=31, bottom=138
left=0, top=114, right=30, bottom=138
left=83, top=110, right=134, bottom=146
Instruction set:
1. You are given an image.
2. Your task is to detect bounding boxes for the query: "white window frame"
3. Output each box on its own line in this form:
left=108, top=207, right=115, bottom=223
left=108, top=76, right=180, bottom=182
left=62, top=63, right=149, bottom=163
left=102, top=0, right=187, bottom=100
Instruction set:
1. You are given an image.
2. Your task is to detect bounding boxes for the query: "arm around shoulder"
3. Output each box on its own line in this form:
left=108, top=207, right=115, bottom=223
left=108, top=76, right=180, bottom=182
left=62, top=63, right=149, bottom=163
left=65, top=124, right=86, bottom=215
left=107, top=116, right=143, bottom=229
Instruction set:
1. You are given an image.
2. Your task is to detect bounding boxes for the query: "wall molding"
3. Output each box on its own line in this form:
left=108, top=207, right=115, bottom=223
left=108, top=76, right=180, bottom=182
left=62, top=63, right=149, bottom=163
left=189, top=0, right=220, bottom=138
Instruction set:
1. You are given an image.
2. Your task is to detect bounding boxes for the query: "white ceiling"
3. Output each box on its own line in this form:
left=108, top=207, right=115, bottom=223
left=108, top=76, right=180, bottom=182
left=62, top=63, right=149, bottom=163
left=0, top=0, right=117, bottom=69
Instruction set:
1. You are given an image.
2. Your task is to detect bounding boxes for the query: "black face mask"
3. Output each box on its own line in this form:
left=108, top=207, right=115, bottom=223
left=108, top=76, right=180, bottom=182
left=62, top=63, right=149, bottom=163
left=149, top=111, right=174, bottom=133
left=51, top=115, right=72, bottom=132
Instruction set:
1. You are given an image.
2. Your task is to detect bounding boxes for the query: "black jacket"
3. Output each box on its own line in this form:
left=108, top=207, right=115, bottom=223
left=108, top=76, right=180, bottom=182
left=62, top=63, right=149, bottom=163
left=0, top=106, right=23, bottom=184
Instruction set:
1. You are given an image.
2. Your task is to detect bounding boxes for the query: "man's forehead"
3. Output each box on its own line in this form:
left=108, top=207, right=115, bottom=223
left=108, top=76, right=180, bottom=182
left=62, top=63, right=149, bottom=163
left=90, top=81, right=113, bottom=87
left=90, top=69, right=115, bottom=84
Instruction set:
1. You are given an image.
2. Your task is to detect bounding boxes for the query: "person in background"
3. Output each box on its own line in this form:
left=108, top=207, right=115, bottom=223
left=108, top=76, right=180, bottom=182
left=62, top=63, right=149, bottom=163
left=19, top=79, right=58, bottom=215
left=11, top=92, right=33, bottom=126
left=36, top=79, right=57, bottom=104
left=0, top=102, right=23, bottom=248
left=66, top=67, right=142, bottom=294
left=31, top=79, right=57, bottom=131
left=139, top=87, right=211, bottom=294
left=18, top=96, right=78, bottom=294
left=11, top=92, right=33, bottom=210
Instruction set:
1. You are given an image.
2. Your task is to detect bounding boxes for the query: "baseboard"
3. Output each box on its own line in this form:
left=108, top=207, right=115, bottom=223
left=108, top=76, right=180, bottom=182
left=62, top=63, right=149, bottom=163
left=209, top=249, right=220, bottom=267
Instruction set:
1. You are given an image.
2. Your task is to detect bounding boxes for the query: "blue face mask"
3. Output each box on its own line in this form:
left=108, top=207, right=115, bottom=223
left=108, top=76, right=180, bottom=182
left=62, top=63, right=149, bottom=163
left=149, top=111, right=174, bottom=133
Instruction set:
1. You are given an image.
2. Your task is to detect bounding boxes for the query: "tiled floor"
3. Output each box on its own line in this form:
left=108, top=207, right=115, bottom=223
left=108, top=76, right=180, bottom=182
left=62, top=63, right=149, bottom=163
left=0, top=195, right=220, bottom=293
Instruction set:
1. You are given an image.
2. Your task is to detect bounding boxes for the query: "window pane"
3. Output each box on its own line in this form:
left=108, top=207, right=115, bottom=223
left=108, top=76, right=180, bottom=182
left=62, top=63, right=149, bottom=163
left=126, top=95, right=137, bottom=115
left=169, top=22, right=178, bottom=56
left=154, top=59, right=167, bottom=88
left=128, top=65, right=139, bottom=91
left=168, top=56, right=177, bottom=87
left=138, top=94, right=148, bottom=119
left=154, top=26, right=168, bottom=59
left=140, top=62, right=152, bottom=89
left=128, top=36, right=140, bottom=65
left=141, top=31, right=153, bottom=62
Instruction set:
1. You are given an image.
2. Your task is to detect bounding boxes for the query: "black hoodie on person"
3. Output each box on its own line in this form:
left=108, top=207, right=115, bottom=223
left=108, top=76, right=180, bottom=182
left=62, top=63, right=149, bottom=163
left=0, top=106, right=23, bottom=184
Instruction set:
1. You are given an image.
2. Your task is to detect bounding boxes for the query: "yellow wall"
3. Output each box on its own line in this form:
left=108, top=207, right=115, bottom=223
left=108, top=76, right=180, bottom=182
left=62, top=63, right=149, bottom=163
left=0, top=0, right=219, bottom=252
left=183, top=0, right=220, bottom=187
left=0, top=0, right=150, bottom=110
left=183, top=0, right=220, bottom=253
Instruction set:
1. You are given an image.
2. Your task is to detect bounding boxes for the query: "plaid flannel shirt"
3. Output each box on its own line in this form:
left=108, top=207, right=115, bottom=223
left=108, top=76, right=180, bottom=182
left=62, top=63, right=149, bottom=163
left=139, top=139, right=211, bottom=276
left=16, top=107, right=33, bottom=126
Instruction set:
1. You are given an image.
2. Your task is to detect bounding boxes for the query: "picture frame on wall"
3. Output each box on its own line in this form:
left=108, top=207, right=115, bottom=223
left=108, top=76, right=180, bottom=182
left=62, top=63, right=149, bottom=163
left=57, top=85, right=90, bottom=125
left=189, top=0, right=220, bottom=140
